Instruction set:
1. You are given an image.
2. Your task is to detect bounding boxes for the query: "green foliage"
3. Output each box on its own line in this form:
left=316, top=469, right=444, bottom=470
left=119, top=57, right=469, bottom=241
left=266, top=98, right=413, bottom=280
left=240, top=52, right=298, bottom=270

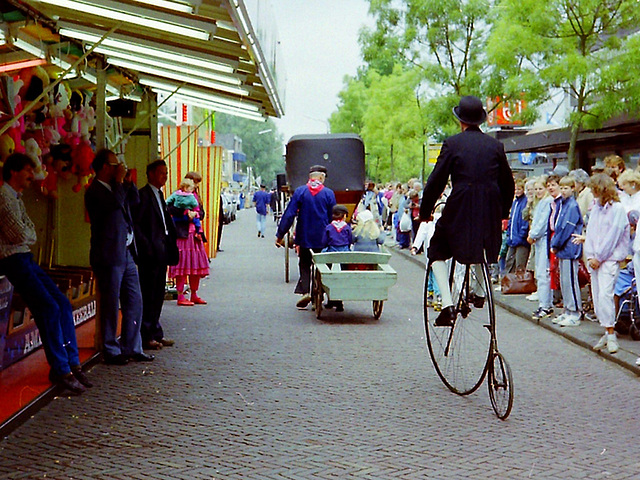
left=487, top=0, right=640, bottom=167
left=214, top=113, right=284, bottom=184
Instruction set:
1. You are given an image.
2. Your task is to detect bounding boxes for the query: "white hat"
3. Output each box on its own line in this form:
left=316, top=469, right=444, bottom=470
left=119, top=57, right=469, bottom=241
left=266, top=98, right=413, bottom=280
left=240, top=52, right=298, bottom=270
left=357, top=209, right=373, bottom=223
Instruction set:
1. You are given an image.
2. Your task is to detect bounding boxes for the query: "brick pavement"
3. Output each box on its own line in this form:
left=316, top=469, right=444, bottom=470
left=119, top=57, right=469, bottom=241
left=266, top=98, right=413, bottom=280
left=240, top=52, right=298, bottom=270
left=1, top=211, right=640, bottom=479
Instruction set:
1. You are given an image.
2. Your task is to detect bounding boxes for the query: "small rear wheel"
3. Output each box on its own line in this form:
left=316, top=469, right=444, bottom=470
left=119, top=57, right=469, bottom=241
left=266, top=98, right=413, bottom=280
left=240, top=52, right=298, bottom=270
left=372, top=300, right=383, bottom=319
left=488, top=351, right=514, bottom=420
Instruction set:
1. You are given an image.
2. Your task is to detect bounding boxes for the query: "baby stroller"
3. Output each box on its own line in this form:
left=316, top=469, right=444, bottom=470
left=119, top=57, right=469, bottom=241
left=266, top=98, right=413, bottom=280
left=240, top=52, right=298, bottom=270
left=615, top=277, right=640, bottom=340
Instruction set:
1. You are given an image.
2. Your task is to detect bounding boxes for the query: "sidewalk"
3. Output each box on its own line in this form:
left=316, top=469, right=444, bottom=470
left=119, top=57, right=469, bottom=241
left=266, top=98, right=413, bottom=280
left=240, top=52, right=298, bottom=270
left=389, top=240, right=640, bottom=376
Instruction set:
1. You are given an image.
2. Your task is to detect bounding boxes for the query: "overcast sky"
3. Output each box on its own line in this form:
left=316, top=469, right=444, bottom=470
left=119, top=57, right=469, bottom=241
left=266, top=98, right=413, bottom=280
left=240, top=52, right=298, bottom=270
left=269, top=0, right=373, bottom=144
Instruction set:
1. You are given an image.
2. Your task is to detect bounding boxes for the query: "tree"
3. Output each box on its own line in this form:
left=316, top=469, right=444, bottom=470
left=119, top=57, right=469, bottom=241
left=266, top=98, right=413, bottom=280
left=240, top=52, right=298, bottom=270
left=488, top=0, right=640, bottom=169
left=362, top=0, right=493, bottom=137
left=361, top=66, right=426, bottom=181
left=214, top=114, right=284, bottom=184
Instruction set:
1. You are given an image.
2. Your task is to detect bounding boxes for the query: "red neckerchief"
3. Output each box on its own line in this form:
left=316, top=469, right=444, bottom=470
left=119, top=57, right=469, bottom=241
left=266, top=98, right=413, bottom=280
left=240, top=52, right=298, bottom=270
left=307, top=179, right=325, bottom=196
left=331, top=220, right=347, bottom=232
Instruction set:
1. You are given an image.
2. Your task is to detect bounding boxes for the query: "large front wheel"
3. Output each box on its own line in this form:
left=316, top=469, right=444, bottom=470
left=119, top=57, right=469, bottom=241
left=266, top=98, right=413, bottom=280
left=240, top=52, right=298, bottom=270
left=424, top=261, right=494, bottom=395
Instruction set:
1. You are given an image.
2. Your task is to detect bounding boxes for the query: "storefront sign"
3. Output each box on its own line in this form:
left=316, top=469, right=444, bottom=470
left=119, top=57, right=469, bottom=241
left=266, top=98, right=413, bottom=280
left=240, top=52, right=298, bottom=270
left=486, top=97, right=526, bottom=127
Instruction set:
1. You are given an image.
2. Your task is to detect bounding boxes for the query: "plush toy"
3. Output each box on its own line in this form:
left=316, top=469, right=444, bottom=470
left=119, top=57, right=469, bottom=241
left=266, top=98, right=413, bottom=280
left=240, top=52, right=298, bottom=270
left=6, top=76, right=25, bottom=154
left=41, top=143, right=73, bottom=198
left=0, top=134, right=15, bottom=175
left=71, top=141, right=94, bottom=193
left=24, top=137, right=46, bottom=181
left=66, top=90, right=83, bottom=146
left=19, top=66, right=50, bottom=127
left=79, top=91, right=96, bottom=143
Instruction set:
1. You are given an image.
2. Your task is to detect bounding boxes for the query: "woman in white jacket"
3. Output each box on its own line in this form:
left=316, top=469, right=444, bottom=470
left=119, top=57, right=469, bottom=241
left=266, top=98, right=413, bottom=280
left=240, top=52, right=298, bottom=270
left=580, top=174, right=630, bottom=354
left=527, top=177, right=554, bottom=321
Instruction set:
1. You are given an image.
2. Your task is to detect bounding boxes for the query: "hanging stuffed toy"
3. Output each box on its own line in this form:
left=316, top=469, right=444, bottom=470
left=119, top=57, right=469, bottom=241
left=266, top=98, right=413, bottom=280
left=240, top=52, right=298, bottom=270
left=41, top=143, right=73, bottom=198
left=71, top=140, right=94, bottom=192
left=19, top=66, right=50, bottom=128
left=6, top=76, right=25, bottom=154
left=0, top=134, right=15, bottom=175
left=24, top=137, right=47, bottom=181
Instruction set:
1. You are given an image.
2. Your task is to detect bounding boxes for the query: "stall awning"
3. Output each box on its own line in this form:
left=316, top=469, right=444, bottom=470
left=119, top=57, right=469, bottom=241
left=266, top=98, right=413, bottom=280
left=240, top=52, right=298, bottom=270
left=2, top=0, right=283, bottom=121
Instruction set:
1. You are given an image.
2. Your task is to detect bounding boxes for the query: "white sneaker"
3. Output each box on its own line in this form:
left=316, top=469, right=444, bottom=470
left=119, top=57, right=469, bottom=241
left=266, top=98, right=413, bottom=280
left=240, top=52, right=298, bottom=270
left=593, top=334, right=608, bottom=351
left=607, top=334, right=619, bottom=354
left=526, top=291, right=539, bottom=301
left=635, top=357, right=640, bottom=366
left=558, top=315, right=581, bottom=327
left=552, top=313, right=567, bottom=324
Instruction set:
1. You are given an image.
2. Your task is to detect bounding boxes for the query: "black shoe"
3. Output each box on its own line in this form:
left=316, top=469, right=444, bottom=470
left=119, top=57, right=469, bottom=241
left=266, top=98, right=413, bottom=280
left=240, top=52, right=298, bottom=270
left=130, top=352, right=155, bottom=362
left=469, top=293, right=485, bottom=308
left=104, top=353, right=129, bottom=365
left=335, top=302, right=344, bottom=312
left=324, top=302, right=335, bottom=309
left=434, top=306, right=456, bottom=327
left=217, top=248, right=224, bottom=252
left=71, top=367, right=93, bottom=388
left=50, top=371, right=85, bottom=395
left=261, top=234, right=265, bottom=238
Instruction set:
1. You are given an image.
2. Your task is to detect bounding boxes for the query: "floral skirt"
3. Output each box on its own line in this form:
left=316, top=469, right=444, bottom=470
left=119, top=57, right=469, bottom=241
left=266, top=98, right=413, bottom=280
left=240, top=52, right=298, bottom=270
left=169, top=224, right=210, bottom=277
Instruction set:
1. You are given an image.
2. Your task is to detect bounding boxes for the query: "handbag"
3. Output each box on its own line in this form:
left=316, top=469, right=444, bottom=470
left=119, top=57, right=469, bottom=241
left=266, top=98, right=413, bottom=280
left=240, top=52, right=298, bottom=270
left=399, top=210, right=412, bottom=232
left=501, top=269, right=536, bottom=295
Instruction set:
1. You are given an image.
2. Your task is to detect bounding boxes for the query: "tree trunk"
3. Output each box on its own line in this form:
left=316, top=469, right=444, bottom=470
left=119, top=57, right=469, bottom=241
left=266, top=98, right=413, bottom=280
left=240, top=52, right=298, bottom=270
left=390, top=143, right=395, bottom=179
left=567, top=122, right=580, bottom=171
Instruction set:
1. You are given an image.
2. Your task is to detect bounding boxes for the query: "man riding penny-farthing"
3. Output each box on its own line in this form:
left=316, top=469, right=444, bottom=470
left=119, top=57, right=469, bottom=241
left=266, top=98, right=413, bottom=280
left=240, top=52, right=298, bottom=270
left=420, top=96, right=516, bottom=419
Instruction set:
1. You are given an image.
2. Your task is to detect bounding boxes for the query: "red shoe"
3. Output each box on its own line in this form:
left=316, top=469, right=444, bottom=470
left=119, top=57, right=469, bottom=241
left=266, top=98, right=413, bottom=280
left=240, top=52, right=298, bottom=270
left=191, top=296, right=207, bottom=305
left=177, top=298, right=195, bottom=306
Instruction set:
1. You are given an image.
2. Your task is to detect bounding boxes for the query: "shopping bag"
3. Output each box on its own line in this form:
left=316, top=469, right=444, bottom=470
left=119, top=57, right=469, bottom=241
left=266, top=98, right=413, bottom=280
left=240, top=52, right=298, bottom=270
left=399, top=210, right=412, bottom=232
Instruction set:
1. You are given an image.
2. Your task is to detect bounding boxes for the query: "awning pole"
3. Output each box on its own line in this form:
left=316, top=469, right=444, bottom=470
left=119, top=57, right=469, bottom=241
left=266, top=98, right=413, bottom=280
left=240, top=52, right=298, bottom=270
left=0, top=23, right=120, bottom=137
left=162, top=111, right=214, bottom=160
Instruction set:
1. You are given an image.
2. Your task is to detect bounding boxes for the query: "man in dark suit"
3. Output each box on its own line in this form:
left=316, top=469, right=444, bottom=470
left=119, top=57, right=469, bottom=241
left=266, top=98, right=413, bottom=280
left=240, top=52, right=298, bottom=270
left=133, top=160, right=179, bottom=350
left=85, top=149, right=154, bottom=365
left=420, top=96, right=515, bottom=326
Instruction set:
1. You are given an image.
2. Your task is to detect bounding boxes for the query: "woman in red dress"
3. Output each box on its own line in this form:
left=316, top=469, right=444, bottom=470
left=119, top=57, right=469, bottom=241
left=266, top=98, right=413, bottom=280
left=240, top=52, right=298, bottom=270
left=168, top=171, right=210, bottom=306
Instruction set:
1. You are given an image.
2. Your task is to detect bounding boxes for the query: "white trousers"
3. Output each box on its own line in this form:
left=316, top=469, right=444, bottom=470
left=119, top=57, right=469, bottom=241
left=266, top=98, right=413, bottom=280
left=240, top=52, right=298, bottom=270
left=534, top=238, right=552, bottom=309
left=588, top=260, right=619, bottom=328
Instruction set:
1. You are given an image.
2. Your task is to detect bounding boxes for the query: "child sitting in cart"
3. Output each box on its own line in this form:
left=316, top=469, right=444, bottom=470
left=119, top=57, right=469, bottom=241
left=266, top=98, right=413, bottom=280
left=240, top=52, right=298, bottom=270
left=167, top=177, right=202, bottom=236
left=353, top=209, right=386, bottom=252
left=322, top=204, right=353, bottom=252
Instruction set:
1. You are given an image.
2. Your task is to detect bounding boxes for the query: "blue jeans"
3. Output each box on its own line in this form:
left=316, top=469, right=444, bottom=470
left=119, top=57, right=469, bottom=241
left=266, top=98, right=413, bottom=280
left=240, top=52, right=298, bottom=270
left=0, top=253, right=79, bottom=376
left=93, top=249, right=143, bottom=357
left=256, top=213, right=266, bottom=235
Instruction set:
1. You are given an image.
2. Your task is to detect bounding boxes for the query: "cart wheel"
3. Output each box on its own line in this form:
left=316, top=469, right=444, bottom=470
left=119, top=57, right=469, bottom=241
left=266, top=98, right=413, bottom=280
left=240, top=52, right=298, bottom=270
left=284, top=233, right=290, bottom=283
left=372, top=300, right=383, bottom=319
left=313, top=270, right=323, bottom=319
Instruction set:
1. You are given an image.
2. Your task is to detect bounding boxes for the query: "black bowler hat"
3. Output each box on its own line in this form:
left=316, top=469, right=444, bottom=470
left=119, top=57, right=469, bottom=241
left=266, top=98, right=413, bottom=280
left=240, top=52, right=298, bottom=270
left=452, top=95, right=487, bottom=125
left=309, top=164, right=328, bottom=175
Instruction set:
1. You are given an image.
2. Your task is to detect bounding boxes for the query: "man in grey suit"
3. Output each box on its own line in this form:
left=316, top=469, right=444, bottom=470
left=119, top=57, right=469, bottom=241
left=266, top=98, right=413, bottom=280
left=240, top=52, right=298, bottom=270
left=84, top=149, right=154, bottom=365
left=133, top=160, right=178, bottom=350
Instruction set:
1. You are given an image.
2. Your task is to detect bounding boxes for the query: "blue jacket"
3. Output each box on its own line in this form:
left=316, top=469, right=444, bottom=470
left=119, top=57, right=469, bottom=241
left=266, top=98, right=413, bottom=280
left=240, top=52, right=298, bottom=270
left=550, top=195, right=583, bottom=259
left=276, top=184, right=336, bottom=249
left=506, top=194, right=529, bottom=247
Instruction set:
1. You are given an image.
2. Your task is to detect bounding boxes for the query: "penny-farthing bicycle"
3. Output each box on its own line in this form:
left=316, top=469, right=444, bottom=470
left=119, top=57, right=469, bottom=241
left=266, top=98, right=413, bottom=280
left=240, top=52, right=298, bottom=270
left=423, top=256, right=513, bottom=420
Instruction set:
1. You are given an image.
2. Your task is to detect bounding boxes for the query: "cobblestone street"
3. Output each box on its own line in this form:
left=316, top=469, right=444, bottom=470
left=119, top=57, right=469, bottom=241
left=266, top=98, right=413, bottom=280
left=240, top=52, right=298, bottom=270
left=1, top=211, right=640, bottom=479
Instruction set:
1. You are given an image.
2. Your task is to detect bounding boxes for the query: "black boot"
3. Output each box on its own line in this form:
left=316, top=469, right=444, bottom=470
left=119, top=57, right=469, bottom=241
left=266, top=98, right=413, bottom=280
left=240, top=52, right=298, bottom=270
left=434, top=306, right=456, bottom=327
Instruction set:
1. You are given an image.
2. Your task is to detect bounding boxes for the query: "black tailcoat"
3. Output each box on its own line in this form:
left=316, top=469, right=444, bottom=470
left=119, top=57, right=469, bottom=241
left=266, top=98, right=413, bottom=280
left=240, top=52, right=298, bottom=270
left=420, top=126, right=514, bottom=264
